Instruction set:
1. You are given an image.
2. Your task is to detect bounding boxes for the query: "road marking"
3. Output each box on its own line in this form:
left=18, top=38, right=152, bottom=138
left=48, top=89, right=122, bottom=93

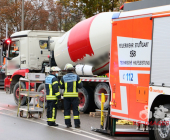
left=0, top=107, right=16, bottom=113
left=0, top=111, right=101, bottom=140
left=72, top=129, right=82, bottom=133
left=41, top=118, right=112, bottom=140
left=0, top=106, right=112, bottom=140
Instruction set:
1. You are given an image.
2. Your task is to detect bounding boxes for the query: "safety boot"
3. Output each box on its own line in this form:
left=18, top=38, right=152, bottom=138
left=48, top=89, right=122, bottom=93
left=48, top=122, right=59, bottom=127
left=51, top=123, right=59, bottom=127
left=75, top=125, right=80, bottom=128
left=66, top=124, right=72, bottom=128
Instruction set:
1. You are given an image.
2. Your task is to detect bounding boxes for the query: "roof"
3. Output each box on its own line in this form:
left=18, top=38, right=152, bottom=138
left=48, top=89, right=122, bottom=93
left=120, top=4, right=170, bottom=18
left=11, top=30, right=65, bottom=38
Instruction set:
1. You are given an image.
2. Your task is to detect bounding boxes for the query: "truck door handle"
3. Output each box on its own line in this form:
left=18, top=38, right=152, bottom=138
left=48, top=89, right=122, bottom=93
left=41, top=50, right=43, bottom=54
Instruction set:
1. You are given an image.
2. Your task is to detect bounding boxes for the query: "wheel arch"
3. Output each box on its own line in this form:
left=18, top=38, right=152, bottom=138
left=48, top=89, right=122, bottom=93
left=149, top=94, right=170, bottom=120
left=10, top=69, right=29, bottom=93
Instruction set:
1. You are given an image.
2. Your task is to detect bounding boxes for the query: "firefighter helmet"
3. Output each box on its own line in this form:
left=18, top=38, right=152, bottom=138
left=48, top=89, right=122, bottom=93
left=64, top=63, right=74, bottom=71
left=50, top=66, right=61, bottom=72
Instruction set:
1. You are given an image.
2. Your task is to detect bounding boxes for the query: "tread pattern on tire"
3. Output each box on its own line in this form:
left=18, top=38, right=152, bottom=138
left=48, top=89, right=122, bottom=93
left=153, top=104, right=170, bottom=140
left=78, top=87, right=95, bottom=113
left=94, top=83, right=110, bottom=110
left=13, top=81, right=27, bottom=106
left=37, top=83, right=47, bottom=108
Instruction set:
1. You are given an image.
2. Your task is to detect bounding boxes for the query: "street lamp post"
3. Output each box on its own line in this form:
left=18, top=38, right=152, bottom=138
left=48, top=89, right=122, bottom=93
left=6, top=24, right=8, bottom=38
left=21, top=0, right=24, bottom=31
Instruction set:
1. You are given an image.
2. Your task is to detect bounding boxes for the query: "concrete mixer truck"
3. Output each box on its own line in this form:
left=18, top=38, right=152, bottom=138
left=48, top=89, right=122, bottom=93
left=3, top=12, right=116, bottom=113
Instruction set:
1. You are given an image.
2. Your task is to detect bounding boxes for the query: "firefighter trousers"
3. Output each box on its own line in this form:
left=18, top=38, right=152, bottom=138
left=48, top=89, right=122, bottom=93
left=64, top=97, right=80, bottom=126
left=47, top=100, right=57, bottom=124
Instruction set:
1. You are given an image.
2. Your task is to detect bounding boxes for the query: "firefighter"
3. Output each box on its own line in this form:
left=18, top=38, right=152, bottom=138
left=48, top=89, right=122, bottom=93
left=60, top=63, right=83, bottom=128
left=45, top=66, right=61, bottom=126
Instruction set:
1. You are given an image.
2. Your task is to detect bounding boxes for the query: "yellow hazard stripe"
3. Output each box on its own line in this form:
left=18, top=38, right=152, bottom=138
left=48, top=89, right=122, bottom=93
left=47, top=118, right=56, bottom=121
left=49, top=84, right=52, bottom=96
left=52, top=108, right=55, bottom=120
left=64, top=95, right=78, bottom=97
left=55, top=92, right=60, bottom=96
left=60, top=81, right=63, bottom=85
left=63, top=92, right=78, bottom=97
left=78, top=79, right=81, bottom=84
left=52, top=81, right=58, bottom=85
left=64, top=116, right=71, bottom=119
left=74, top=116, right=80, bottom=119
left=46, top=95, right=57, bottom=100
left=65, top=82, right=67, bottom=93
left=73, top=81, right=76, bottom=93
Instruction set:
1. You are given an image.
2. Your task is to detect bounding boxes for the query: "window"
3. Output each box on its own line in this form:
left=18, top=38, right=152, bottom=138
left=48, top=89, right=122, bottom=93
left=9, top=41, right=19, bottom=58
left=39, top=40, right=48, bottom=49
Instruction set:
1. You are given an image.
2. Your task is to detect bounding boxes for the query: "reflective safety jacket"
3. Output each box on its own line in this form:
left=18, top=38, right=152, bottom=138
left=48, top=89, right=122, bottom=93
left=60, top=72, right=83, bottom=97
left=45, top=74, right=61, bottom=101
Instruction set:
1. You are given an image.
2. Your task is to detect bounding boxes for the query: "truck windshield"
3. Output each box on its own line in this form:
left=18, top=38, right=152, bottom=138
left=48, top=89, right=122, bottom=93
left=9, top=41, right=19, bottom=58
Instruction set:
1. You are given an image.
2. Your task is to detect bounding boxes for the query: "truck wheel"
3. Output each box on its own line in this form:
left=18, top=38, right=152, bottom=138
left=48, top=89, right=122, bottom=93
left=154, top=104, right=170, bottom=140
left=37, top=83, right=47, bottom=108
left=94, top=83, right=110, bottom=110
left=78, top=87, right=94, bottom=113
left=13, top=81, right=27, bottom=106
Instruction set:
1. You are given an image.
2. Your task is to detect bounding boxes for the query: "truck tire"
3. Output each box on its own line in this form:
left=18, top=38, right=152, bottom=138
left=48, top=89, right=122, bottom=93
left=94, top=83, right=110, bottom=110
left=37, top=83, right=47, bottom=108
left=154, top=104, right=170, bottom=140
left=78, top=87, right=95, bottom=113
left=13, top=81, right=27, bottom=105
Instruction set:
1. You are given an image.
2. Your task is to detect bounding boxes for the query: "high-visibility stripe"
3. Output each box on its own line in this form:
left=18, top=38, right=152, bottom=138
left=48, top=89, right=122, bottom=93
left=52, top=81, right=58, bottom=85
left=63, top=92, right=78, bottom=97
left=78, top=79, right=81, bottom=84
left=46, top=98, right=57, bottom=100
left=74, top=116, right=80, bottom=119
left=64, top=95, right=78, bottom=97
left=52, top=108, right=55, bottom=120
left=46, top=95, right=57, bottom=100
left=55, top=92, right=60, bottom=96
left=49, top=84, right=52, bottom=96
left=47, top=118, right=56, bottom=121
left=73, top=81, right=76, bottom=93
left=65, top=82, right=67, bottom=93
left=64, top=92, right=78, bottom=94
left=60, top=81, right=63, bottom=85
left=46, top=95, right=57, bottom=98
left=64, top=115, right=71, bottom=119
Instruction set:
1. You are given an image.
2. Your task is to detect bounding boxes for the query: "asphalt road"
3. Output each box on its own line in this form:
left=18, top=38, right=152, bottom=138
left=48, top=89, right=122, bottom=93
left=0, top=90, right=149, bottom=140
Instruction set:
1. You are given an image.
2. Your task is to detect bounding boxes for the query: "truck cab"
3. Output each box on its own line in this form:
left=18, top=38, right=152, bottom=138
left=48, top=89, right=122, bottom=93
left=4, top=30, right=65, bottom=105
left=6, top=30, right=64, bottom=75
